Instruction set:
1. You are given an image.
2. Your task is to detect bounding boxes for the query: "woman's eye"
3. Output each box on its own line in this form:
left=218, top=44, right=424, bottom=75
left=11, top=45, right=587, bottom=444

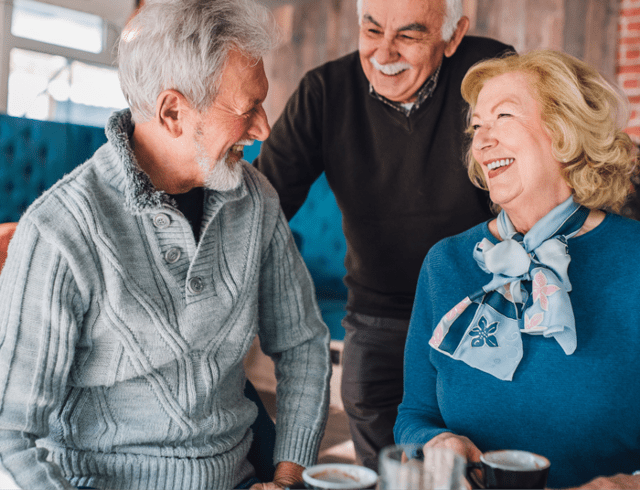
left=498, top=113, right=512, bottom=118
left=471, top=124, right=481, bottom=131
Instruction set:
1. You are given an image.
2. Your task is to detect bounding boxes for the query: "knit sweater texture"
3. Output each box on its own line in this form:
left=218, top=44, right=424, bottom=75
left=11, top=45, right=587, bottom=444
left=394, top=214, right=640, bottom=488
left=255, top=36, right=512, bottom=319
left=0, top=109, right=331, bottom=490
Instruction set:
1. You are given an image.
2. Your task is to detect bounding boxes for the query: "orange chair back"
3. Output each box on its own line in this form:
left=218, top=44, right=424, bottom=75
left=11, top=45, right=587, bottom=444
left=0, top=222, right=17, bottom=272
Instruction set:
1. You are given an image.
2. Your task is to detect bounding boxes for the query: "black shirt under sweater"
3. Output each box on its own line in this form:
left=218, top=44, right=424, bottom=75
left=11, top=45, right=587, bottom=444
left=255, top=36, right=513, bottom=320
left=169, top=187, right=205, bottom=242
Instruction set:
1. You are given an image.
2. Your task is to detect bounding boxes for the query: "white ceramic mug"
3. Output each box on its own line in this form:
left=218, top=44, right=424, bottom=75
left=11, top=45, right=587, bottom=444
left=302, top=463, right=378, bottom=489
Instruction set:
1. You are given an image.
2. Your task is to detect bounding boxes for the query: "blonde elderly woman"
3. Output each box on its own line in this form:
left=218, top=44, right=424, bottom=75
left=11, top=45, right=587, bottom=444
left=394, top=50, right=640, bottom=489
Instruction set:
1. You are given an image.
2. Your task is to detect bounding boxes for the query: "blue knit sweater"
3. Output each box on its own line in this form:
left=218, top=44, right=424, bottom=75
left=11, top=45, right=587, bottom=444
left=395, top=214, right=640, bottom=489
left=0, top=110, right=331, bottom=490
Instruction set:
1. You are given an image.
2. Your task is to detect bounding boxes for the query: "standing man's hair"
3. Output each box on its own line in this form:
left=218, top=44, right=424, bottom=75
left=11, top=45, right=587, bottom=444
left=118, top=0, right=277, bottom=122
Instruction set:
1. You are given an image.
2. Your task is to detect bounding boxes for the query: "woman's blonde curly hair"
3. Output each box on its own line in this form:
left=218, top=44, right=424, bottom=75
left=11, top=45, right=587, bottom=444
left=461, top=49, right=638, bottom=212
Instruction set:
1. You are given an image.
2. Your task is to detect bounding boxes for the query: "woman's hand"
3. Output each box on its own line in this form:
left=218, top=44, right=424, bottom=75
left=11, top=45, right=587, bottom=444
left=562, top=473, right=640, bottom=490
left=425, top=432, right=483, bottom=463
left=424, top=433, right=483, bottom=490
left=249, top=461, right=305, bottom=489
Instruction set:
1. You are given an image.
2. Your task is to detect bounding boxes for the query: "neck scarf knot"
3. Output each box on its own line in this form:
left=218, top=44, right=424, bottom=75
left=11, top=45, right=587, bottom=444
left=429, top=197, right=590, bottom=380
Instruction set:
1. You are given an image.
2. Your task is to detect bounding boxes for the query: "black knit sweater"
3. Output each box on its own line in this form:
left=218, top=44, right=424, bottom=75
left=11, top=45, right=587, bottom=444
left=255, top=36, right=513, bottom=319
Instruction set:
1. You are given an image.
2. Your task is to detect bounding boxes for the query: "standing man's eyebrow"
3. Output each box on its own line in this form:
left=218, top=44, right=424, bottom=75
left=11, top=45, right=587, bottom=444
left=397, top=23, right=428, bottom=32
left=362, top=14, right=381, bottom=27
left=361, top=15, right=427, bottom=33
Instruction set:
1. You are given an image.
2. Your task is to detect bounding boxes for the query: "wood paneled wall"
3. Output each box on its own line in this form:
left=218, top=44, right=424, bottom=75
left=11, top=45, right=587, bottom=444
left=261, top=0, right=622, bottom=121
left=467, top=0, right=619, bottom=83
left=262, top=0, right=358, bottom=123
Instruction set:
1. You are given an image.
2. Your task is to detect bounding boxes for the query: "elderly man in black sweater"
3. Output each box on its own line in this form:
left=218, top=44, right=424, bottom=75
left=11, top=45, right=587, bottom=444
left=255, top=0, right=512, bottom=471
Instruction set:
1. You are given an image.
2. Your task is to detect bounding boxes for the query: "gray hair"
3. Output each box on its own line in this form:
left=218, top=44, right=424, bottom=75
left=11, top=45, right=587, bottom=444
left=118, top=0, right=277, bottom=122
left=357, top=0, right=463, bottom=41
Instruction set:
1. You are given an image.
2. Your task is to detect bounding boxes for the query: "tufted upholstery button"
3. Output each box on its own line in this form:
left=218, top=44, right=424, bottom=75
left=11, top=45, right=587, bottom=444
left=187, top=276, right=204, bottom=294
left=165, top=247, right=181, bottom=264
left=153, top=213, right=171, bottom=229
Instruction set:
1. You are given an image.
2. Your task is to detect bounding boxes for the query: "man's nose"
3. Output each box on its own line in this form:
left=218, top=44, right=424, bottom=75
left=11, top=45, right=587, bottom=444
left=375, top=35, right=398, bottom=64
left=248, top=105, right=270, bottom=141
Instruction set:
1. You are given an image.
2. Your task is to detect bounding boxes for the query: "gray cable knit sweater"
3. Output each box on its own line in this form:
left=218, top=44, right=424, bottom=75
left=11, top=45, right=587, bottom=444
left=0, top=109, right=331, bottom=490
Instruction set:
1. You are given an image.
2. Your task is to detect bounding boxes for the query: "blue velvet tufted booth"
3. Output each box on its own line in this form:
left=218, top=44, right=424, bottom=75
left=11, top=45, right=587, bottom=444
left=0, top=114, right=108, bottom=223
left=0, top=115, right=348, bottom=340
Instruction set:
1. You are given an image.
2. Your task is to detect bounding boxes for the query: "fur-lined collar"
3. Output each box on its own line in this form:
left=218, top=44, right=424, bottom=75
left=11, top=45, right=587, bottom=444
left=105, top=109, right=173, bottom=215
left=105, top=108, right=250, bottom=215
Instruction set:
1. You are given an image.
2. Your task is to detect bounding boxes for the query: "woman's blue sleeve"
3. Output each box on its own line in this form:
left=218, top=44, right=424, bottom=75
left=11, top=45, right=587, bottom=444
left=393, top=252, right=451, bottom=452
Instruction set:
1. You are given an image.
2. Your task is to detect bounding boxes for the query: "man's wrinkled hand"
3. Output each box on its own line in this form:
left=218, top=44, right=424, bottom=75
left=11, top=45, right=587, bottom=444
left=249, top=461, right=305, bottom=489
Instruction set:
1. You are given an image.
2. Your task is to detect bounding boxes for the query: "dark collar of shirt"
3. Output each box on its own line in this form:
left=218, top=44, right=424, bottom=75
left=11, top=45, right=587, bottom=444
left=368, top=63, right=441, bottom=116
left=168, top=187, right=205, bottom=242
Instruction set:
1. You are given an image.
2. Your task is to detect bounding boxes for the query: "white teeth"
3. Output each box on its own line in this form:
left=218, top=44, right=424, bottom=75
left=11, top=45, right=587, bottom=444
left=487, top=158, right=514, bottom=171
left=231, top=140, right=254, bottom=153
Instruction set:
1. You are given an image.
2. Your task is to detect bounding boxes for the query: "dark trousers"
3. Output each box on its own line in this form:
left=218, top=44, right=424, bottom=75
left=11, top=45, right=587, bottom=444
left=340, top=312, right=410, bottom=472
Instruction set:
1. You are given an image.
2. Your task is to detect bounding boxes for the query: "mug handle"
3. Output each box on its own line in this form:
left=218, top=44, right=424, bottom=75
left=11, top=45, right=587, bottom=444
left=466, top=461, right=485, bottom=489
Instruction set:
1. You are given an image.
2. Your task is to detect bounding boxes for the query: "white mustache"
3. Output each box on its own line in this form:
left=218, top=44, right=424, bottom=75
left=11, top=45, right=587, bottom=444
left=369, top=57, right=412, bottom=75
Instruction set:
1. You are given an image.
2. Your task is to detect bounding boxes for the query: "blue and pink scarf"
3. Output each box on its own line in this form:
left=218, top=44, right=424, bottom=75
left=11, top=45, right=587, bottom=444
left=429, top=197, right=590, bottom=381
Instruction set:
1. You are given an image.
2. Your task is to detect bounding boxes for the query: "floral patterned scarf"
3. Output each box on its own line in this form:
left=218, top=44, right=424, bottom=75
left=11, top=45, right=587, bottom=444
left=429, top=197, right=590, bottom=380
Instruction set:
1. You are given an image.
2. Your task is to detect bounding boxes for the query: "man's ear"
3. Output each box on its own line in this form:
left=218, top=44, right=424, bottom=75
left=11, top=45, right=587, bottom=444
left=156, top=89, right=190, bottom=138
left=444, top=16, right=470, bottom=58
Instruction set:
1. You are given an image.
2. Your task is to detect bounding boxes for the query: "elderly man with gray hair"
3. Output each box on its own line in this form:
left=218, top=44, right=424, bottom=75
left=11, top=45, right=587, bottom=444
left=255, top=0, right=512, bottom=472
left=0, top=1, right=330, bottom=489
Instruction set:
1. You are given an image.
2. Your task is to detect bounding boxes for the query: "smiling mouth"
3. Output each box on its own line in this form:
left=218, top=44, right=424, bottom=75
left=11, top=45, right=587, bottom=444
left=370, top=57, right=412, bottom=76
left=230, top=140, right=254, bottom=155
left=379, top=67, right=409, bottom=76
left=486, top=158, right=514, bottom=171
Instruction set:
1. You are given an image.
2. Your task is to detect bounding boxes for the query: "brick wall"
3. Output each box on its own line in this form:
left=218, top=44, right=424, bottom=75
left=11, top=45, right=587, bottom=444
left=619, top=0, right=640, bottom=144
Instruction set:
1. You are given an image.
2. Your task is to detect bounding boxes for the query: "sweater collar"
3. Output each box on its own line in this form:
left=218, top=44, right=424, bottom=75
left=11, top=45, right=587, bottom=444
left=368, top=63, right=441, bottom=116
left=105, top=108, right=248, bottom=215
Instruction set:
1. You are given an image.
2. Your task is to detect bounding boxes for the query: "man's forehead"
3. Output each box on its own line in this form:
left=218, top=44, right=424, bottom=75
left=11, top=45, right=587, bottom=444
left=219, top=54, right=267, bottom=93
left=360, top=0, right=446, bottom=27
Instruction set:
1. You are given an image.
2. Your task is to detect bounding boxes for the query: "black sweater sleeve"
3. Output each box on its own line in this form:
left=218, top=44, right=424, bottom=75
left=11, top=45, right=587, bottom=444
left=255, top=70, right=326, bottom=220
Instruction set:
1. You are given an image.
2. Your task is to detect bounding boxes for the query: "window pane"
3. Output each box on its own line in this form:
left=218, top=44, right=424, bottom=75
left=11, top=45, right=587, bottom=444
left=8, top=48, right=67, bottom=120
left=11, top=0, right=104, bottom=54
left=8, top=48, right=128, bottom=127
left=69, top=61, right=128, bottom=109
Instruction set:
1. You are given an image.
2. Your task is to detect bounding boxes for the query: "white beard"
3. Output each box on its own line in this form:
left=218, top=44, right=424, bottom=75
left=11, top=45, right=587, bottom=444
left=196, top=141, right=244, bottom=192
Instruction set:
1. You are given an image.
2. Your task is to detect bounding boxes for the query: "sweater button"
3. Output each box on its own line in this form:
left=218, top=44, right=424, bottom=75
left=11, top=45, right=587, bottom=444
left=188, top=276, right=204, bottom=294
left=153, top=213, right=171, bottom=229
left=165, top=247, right=181, bottom=264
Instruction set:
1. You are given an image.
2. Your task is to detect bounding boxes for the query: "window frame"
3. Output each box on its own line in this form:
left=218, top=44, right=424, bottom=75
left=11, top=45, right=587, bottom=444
left=0, top=0, right=123, bottom=114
